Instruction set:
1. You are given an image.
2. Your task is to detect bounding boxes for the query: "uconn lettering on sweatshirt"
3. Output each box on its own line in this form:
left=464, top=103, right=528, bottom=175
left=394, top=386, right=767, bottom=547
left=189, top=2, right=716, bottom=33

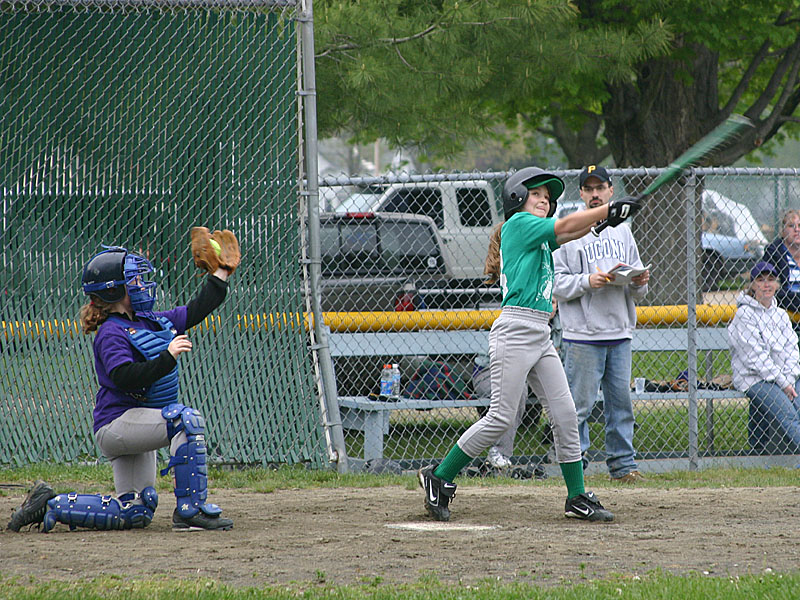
left=582, top=237, right=626, bottom=264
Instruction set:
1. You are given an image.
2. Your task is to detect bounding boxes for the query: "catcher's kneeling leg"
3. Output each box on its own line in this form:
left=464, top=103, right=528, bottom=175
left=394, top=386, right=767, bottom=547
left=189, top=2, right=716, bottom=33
left=42, top=487, right=158, bottom=532
left=160, top=403, right=224, bottom=520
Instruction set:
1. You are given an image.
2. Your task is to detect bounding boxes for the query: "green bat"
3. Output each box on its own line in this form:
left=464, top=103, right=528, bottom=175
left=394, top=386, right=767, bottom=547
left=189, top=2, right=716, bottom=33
left=592, top=114, right=754, bottom=236
left=641, top=114, right=754, bottom=196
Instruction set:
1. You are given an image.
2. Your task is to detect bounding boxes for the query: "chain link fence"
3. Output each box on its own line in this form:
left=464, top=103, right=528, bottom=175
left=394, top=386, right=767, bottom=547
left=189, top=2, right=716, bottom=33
left=3, top=1, right=800, bottom=476
left=0, top=0, right=330, bottom=467
left=318, top=168, right=800, bottom=473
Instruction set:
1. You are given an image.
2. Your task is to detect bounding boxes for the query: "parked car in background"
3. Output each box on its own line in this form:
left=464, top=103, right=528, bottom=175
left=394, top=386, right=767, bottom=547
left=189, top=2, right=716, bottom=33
left=316, top=212, right=453, bottom=312
left=314, top=211, right=496, bottom=397
left=702, top=189, right=767, bottom=252
left=322, top=180, right=502, bottom=281
left=555, top=200, right=759, bottom=291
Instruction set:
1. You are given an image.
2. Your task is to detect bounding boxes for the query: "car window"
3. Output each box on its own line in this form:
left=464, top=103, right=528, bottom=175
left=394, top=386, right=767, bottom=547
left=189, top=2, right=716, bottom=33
left=456, top=187, right=493, bottom=227
left=381, top=188, right=444, bottom=229
left=702, top=210, right=737, bottom=237
left=319, top=218, right=443, bottom=276
left=334, top=193, right=380, bottom=214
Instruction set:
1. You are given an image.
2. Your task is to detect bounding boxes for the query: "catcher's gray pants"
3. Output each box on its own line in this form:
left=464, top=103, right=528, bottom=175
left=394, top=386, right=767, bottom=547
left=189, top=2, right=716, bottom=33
left=457, top=306, right=581, bottom=463
left=95, top=407, right=188, bottom=497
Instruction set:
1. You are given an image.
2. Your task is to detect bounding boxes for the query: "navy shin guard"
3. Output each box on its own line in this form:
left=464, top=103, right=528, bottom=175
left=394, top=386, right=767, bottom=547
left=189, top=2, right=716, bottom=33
left=42, top=487, right=158, bottom=532
left=161, top=403, right=223, bottom=519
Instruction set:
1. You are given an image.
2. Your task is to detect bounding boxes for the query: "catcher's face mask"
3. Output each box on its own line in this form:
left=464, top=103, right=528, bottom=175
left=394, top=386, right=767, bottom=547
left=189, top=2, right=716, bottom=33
left=122, top=252, right=157, bottom=313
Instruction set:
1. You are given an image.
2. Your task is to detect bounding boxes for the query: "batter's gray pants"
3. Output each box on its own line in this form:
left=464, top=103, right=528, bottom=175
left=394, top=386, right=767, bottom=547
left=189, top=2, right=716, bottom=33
left=95, top=407, right=188, bottom=497
left=457, top=306, right=581, bottom=463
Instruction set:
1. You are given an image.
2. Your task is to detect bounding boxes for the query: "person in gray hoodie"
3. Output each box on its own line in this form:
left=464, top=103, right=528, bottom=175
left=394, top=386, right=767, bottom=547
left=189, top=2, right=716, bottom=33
left=728, top=261, right=800, bottom=452
left=553, top=166, right=650, bottom=482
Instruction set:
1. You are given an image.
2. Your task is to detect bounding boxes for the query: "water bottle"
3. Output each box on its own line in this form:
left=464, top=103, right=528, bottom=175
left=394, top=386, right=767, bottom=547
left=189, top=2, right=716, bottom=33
left=391, top=363, right=401, bottom=400
left=379, top=363, right=393, bottom=399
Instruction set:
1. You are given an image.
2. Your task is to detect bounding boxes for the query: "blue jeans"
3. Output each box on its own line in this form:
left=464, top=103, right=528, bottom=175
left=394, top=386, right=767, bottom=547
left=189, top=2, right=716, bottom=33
left=745, top=379, right=800, bottom=454
left=563, top=340, right=637, bottom=477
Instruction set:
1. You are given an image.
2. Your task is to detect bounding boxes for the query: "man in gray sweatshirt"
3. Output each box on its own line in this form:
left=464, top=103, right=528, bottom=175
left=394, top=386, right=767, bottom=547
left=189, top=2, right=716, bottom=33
left=553, top=166, right=650, bottom=482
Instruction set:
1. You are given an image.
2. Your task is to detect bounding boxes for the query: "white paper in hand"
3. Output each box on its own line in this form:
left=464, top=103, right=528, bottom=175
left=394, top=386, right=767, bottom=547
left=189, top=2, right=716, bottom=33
left=607, top=263, right=651, bottom=286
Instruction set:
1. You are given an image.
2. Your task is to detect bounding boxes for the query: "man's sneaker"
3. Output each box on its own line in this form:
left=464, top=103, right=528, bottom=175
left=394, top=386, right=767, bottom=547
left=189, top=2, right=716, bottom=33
left=564, top=491, right=614, bottom=522
left=610, top=470, right=645, bottom=484
left=418, top=465, right=457, bottom=522
left=172, top=509, right=234, bottom=531
left=487, top=446, right=512, bottom=470
left=7, top=480, right=57, bottom=532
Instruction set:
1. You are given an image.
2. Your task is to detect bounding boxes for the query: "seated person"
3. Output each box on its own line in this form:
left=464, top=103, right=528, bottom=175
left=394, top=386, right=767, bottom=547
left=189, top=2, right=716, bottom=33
left=761, top=209, right=800, bottom=314
left=728, top=261, right=800, bottom=453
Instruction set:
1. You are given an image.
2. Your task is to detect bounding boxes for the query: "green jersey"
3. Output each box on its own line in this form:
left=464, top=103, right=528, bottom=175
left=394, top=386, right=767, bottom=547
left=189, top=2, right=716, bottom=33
left=499, top=212, right=558, bottom=312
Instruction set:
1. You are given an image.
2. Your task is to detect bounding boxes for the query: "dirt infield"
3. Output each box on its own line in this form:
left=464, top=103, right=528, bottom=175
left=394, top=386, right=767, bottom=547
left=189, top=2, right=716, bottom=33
left=2, top=484, right=799, bottom=586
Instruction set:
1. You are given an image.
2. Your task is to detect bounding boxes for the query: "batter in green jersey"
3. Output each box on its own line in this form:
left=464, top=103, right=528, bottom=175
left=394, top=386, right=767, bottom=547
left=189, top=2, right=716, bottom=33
left=417, top=166, right=641, bottom=523
left=499, top=211, right=558, bottom=312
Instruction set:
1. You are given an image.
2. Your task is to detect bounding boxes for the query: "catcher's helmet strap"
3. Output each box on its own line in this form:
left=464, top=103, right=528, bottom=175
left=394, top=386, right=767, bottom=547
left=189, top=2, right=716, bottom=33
left=83, top=280, right=121, bottom=292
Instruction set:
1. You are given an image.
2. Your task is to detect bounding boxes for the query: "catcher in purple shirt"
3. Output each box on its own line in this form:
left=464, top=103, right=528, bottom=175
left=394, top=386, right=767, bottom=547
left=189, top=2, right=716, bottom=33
left=23, top=229, right=241, bottom=533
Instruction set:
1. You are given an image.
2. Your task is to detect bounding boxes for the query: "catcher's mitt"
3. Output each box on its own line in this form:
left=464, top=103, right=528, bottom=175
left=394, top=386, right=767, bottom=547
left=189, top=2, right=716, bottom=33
left=190, top=227, right=241, bottom=275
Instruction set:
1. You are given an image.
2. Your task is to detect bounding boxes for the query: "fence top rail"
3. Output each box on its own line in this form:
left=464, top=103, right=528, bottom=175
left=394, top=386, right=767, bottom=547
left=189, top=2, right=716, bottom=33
left=319, top=166, right=800, bottom=187
left=4, top=0, right=296, bottom=9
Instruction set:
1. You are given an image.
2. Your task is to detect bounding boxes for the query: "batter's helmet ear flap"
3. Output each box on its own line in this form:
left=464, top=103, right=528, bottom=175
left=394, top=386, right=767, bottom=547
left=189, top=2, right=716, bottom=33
left=547, top=197, right=557, bottom=218
left=502, top=167, right=564, bottom=220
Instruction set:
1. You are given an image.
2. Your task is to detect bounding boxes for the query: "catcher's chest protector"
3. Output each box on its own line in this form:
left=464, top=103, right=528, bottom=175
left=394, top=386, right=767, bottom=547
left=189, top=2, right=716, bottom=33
left=108, top=315, right=179, bottom=408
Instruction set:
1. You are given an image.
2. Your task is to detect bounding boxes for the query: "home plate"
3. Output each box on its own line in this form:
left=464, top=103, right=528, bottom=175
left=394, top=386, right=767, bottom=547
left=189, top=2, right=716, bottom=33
left=386, top=522, right=499, bottom=532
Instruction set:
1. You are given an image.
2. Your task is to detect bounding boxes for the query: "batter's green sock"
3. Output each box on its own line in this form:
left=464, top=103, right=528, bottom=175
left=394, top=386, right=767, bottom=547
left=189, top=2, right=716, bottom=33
left=560, top=461, right=586, bottom=499
left=434, top=445, right=472, bottom=483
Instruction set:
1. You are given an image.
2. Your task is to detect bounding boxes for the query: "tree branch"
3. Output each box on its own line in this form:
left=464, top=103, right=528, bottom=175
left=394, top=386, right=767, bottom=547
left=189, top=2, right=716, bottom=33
left=745, top=28, right=800, bottom=121
left=719, top=38, right=771, bottom=117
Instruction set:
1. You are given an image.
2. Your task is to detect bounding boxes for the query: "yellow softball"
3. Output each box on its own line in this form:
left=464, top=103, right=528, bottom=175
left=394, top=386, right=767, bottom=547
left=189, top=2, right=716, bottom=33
left=210, top=239, right=221, bottom=256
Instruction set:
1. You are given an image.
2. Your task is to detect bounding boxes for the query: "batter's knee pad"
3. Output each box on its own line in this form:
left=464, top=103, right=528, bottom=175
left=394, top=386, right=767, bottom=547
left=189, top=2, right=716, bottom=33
left=160, top=403, right=222, bottom=520
left=42, top=487, right=158, bottom=532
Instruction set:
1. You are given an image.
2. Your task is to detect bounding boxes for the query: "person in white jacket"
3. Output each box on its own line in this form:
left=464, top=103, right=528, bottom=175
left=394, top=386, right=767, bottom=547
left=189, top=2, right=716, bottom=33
left=553, top=166, right=650, bottom=482
left=728, top=261, right=800, bottom=453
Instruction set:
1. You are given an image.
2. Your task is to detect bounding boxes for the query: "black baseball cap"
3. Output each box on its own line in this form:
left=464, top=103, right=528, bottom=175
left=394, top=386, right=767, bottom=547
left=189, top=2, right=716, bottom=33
left=579, top=165, right=612, bottom=187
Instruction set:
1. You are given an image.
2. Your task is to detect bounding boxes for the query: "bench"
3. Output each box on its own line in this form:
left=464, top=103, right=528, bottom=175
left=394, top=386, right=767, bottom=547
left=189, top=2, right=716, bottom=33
left=330, top=326, right=739, bottom=460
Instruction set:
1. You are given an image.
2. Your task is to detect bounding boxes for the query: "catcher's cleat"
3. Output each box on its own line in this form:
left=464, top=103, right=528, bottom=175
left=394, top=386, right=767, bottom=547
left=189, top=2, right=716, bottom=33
left=7, top=480, right=57, bottom=532
left=172, top=508, right=234, bottom=532
left=564, top=491, right=614, bottom=522
left=418, top=465, right=457, bottom=522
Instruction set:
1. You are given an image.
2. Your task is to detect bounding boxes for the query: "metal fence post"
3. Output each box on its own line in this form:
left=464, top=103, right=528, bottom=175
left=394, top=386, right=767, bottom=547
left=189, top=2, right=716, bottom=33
left=686, top=172, right=699, bottom=469
left=299, top=0, right=349, bottom=472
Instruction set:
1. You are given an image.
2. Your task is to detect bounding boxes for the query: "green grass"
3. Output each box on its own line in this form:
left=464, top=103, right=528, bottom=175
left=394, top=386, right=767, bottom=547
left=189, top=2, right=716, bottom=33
left=346, top=398, right=755, bottom=461
left=1, top=569, right=799, bottom=599
left=631, top=348, right=732, bottom=382
left=3, top=462, right=799, bottom=497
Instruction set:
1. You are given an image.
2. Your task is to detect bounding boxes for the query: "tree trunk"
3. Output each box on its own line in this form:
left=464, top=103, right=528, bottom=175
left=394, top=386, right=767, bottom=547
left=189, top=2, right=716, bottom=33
left=604, top=44, right=718, bottom=305
left=627, top=178, right=704, bottom=308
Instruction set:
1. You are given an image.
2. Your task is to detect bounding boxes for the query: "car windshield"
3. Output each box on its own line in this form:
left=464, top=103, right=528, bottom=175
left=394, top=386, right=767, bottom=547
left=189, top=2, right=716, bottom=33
left=334, top=193, right=381, bottom=214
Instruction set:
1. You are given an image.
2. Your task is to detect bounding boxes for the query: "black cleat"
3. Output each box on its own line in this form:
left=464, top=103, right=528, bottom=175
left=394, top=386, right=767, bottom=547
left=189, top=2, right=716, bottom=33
left=7, top=480, right=57, bottom=532
left=172, top=508, right=234, bottom=531
left=418, top=465, right=457, bottom=522
left=564, top=491, right=615, bottom=522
